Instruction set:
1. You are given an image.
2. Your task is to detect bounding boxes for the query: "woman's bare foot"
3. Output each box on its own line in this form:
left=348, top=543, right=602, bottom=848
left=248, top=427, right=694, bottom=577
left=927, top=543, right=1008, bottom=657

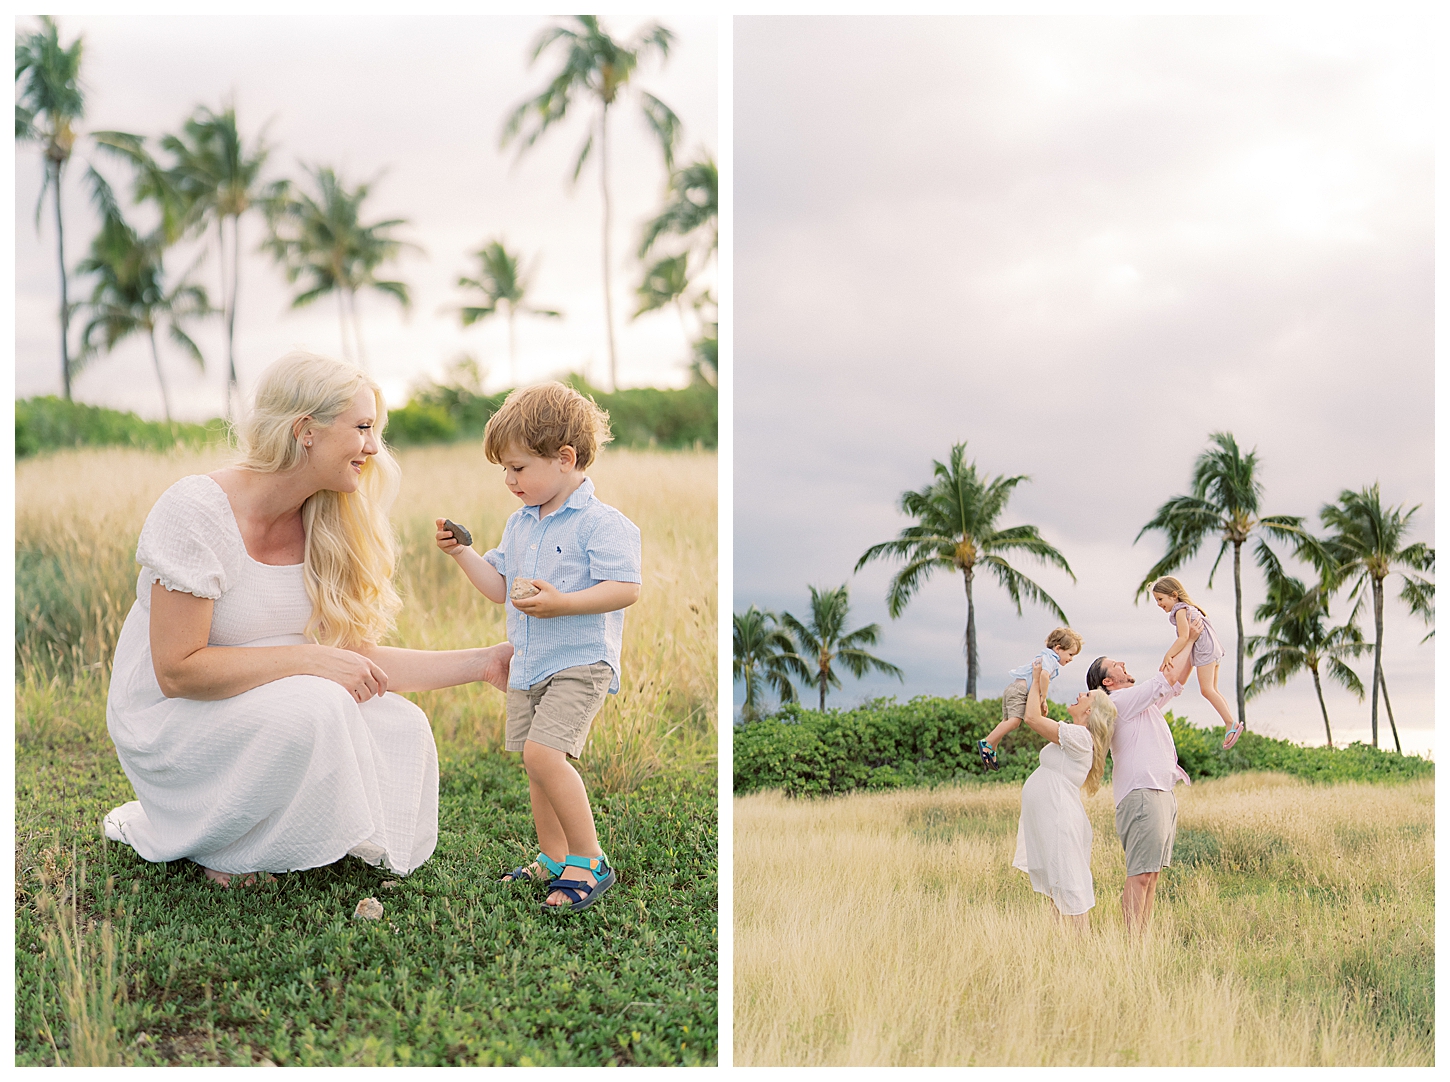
left=202, top=866, right=275, bottom=888
left=480, top=642, right=514, bottom=692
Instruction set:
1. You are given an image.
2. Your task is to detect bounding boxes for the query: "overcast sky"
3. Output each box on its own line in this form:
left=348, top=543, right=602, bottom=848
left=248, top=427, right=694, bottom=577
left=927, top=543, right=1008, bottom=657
left=734, top=13, right=1434, bottom=756
left=15, top=12, right=716, bottom=418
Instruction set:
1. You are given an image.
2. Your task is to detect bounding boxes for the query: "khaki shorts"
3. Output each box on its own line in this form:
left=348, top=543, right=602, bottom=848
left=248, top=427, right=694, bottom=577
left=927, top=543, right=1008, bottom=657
left=1001, top=679, right=1029, bottom=721
left=505, top=662, right=613, bottom=759
left=1115, top=787, right=1177, bottom=876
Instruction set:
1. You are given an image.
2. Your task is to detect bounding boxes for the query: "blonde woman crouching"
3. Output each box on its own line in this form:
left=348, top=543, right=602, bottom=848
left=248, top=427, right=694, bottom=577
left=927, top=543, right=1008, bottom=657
left=103, top=352, right=513, bottom=887
left=1011, top=658, right=1117, bottom=930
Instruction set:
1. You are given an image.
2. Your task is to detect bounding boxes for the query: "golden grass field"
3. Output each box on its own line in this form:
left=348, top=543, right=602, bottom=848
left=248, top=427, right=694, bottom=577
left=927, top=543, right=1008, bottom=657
left=734, top=773, right=1432, bottom=1066
left=15, top=442, right=717, bottom=788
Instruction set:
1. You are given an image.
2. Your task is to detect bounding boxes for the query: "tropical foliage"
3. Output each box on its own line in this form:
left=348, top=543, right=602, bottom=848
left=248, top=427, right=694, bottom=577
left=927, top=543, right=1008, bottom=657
left=15, top=16, right=86, bottom=400
left=264, top=165, right=417, bottom=369
left=732, top=606, right=807, bottom=722
left=1135, top=432, right=1308, bottom=732
left=856, top=442, right=1073, bottom=699
left=502, top=15, right=679, bottom=390
left=75, top=170, right=210, bottom=423
left=455, top=240, right=561, bottom=384
left=1244, top=550, right=1366, bottom=749
left=778, top=584, right=903, bottom=712
left=1315, top=484, right=1434, bottom=752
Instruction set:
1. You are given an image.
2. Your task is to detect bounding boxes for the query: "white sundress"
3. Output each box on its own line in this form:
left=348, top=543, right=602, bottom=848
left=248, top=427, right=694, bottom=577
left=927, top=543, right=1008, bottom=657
left=1012, top=722, right=1096, bottom=916
left=103, top=474, right=439, bottom=876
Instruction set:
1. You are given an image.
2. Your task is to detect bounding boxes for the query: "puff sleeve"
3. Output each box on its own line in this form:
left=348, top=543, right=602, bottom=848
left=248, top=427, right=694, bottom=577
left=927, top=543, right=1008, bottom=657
left=135, top=476, right=241, bottom=600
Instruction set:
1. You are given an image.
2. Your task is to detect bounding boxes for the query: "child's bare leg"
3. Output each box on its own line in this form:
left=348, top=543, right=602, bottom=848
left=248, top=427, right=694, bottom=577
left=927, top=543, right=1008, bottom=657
left=525, top=772, right=569, bottom=871
left=983, top=714, right=1023, bottom=750
left=522, top=740, right=604, bottom=906
left=1196, top=664, right=1235, bottom=727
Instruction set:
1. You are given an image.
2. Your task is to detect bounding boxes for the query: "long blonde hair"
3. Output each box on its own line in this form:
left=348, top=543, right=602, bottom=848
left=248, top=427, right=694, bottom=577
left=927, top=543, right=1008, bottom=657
left=1080, top=689, right=1117, bottom=797
left=235, top=351, right=402, bottom=647
left=1151, top=575, right=1208, bottom=622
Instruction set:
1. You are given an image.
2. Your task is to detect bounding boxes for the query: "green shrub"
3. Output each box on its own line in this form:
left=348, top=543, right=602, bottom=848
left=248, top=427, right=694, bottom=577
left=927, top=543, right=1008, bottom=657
left=383, top=401, right=458, bottom=445
left=16, top=397, right=227, bottom=458
left=734, top=698, right=1433, bottom=797
left=732, top=695, right=1065, bottom=797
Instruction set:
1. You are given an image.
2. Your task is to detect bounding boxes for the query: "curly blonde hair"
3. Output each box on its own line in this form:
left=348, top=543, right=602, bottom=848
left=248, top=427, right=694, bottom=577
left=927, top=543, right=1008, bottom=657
left=483, top=381, right=612, bottom=469
left=235, top=351, right=402, bottom=647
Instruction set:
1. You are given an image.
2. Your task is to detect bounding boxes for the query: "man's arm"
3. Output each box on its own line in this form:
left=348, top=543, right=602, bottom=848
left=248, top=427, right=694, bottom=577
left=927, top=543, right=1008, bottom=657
left=1108, top=671, right=1177, bottom=720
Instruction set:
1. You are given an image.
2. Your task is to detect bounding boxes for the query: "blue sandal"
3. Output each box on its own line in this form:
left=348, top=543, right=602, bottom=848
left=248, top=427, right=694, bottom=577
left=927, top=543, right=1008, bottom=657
left=977, top=739, right=1000, bottom=771
left=501, top=852, right=564, bottom=884
left=541, top=854, right=616, bottom=913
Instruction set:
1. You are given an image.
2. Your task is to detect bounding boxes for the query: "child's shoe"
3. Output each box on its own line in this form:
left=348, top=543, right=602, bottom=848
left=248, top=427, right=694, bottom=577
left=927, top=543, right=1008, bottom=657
left=541, top=853, right=616, bottom=913
left=977, top=739, right=1000, bottom=771
left=501, top=852, right=564, bottom=884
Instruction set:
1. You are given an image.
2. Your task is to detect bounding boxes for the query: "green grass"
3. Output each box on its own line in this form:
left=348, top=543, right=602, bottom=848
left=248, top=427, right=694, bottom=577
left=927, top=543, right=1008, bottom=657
left=16, top=396, right=228, bottom=459
left=15, top=678, right=717, bottom=1066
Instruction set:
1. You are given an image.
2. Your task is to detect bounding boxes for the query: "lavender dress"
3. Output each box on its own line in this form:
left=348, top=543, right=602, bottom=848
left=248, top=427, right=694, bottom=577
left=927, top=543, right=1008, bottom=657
left=1170, top=602, right=1225, bottom=667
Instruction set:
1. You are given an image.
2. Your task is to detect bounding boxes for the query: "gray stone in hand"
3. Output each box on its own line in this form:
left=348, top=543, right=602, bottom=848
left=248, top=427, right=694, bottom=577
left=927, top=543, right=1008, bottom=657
left=442, top=519, right=473, bottom=547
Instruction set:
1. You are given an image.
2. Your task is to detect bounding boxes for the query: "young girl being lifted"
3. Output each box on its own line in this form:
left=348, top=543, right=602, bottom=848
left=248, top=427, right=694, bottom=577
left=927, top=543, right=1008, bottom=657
left=1150, top=575, right=1241, bottom=749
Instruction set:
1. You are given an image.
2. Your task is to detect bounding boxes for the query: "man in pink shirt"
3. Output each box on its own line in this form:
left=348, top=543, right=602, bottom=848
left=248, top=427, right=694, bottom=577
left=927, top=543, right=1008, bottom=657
left=1085, top=644, right=1197, bottom=933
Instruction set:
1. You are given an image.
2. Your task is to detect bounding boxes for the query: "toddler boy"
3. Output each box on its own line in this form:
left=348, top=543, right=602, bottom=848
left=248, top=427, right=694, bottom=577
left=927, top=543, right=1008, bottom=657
left=977, top=627, right=1083, bottom=770
left=437, top=381, right=641, bottom=911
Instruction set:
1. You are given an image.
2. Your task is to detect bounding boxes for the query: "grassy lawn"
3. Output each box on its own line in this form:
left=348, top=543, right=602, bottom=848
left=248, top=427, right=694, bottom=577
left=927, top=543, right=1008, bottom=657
left=17, top=685, right=716, bottom=1066
left=16, top=444, right=718, bottom=1066
left=735, top=773, right=1432, bottom=1066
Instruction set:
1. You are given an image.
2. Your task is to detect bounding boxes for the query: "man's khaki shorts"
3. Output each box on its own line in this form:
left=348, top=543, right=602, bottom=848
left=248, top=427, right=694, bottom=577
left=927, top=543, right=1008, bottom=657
left=1001, top=678, right=1030, bottom=721
left=505, top=662, right=613, bottom=759
left=1115, top=787, right=1177, bottom=876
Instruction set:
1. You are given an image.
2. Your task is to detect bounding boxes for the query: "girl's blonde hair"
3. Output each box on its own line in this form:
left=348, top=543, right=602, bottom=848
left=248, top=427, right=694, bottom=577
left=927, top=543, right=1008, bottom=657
left=235, top=351, right=402, bottom=647
left=1150, top=575, right=1208, bottom=622
left=1079, top=689, right=1117, bottom=797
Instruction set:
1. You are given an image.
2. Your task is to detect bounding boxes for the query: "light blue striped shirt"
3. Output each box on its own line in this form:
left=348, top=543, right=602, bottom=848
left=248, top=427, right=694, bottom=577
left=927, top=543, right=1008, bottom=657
left=1008, top=647, right=1062, bottom=685
left=483, top=477, right=641, bottom=693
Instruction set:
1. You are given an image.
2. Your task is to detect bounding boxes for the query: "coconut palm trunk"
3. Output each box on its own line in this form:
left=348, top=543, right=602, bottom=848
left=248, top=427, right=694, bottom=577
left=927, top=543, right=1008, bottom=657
left=1370, top=576, right=1384, bottom=748
left=817, top=656, right=828, bottom=712
left=1233, top=539, right=1247, bottom=728
left=146, top=328, right=174, bottom=423
left=51, top=156, right=73, bottom=400
left=963, top=567, right=979, bottom=699
left=1310, top=666, right=1332, bottom=749
left=227, top=213, right=241, bottom=415
left=1378, top=665, right=1401, bottom=753
left=349, top=287, right=369, bottom=370
left=598, top=106, right=618, bottom=390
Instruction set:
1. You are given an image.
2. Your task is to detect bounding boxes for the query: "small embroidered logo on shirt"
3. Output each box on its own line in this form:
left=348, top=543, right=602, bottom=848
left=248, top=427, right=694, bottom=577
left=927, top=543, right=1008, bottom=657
left=556, top=546, right=562, bottom=553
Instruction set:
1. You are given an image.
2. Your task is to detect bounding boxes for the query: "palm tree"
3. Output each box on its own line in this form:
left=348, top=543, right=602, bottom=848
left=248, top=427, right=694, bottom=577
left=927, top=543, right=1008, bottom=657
left=265, top=165, right=417, bottom=369
left=856, top=443, right=1074, bottom=699
left=780, top=585, right=903, bottom=713
left=1135, top=432, right=1308, bottom=733
left=733, top=606, right=808, bottom=722
left=162, top=103, right=270, bottom=418
left=1317, top=484, right=1434, bottom=752
left=16, top=16, right=85, bottom=400
left=502, top=15, right=679, bottom=391
left=456, top=239, right=561, bottom=385
left=638, top=155, right=717, bottom=262
left=75, top=170, right=209, bottom=423
left=1243, top=551, right=1366, bottom=749
left=634, top=155, right=717, bottom=358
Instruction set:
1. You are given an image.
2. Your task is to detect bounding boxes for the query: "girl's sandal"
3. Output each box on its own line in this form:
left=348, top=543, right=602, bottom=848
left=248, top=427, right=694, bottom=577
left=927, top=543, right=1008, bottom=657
left=1221, top=721, right=1244, bottom=751
left=501, top=852, right=564, bottom=884
left=541, top=854, right=617, bottom=914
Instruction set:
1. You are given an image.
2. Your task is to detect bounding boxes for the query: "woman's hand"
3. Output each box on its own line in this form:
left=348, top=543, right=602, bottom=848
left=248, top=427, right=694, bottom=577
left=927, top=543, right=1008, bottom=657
left=309, top=645, right=390, bottom=702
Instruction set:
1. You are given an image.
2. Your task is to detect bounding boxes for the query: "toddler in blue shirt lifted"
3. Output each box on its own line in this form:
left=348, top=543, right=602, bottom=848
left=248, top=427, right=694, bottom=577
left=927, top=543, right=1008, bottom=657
left=977, top=627, right=1082, bottom=770
left=437, top=381, right=641, bottom=912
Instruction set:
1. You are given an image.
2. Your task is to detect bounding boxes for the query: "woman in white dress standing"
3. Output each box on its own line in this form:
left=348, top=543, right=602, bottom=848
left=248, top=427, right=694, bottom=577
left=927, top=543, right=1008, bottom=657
left=104, top=352, right=514, bottom=886
left=1012, top=658, right=1117, bottom=929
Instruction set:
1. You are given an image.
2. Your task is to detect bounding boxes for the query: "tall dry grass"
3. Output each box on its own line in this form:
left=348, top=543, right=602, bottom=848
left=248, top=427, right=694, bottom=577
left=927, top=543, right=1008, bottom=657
left=735, top=774, right=1432, bottom=1066
left=15, top=442, right=717, bottom=783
